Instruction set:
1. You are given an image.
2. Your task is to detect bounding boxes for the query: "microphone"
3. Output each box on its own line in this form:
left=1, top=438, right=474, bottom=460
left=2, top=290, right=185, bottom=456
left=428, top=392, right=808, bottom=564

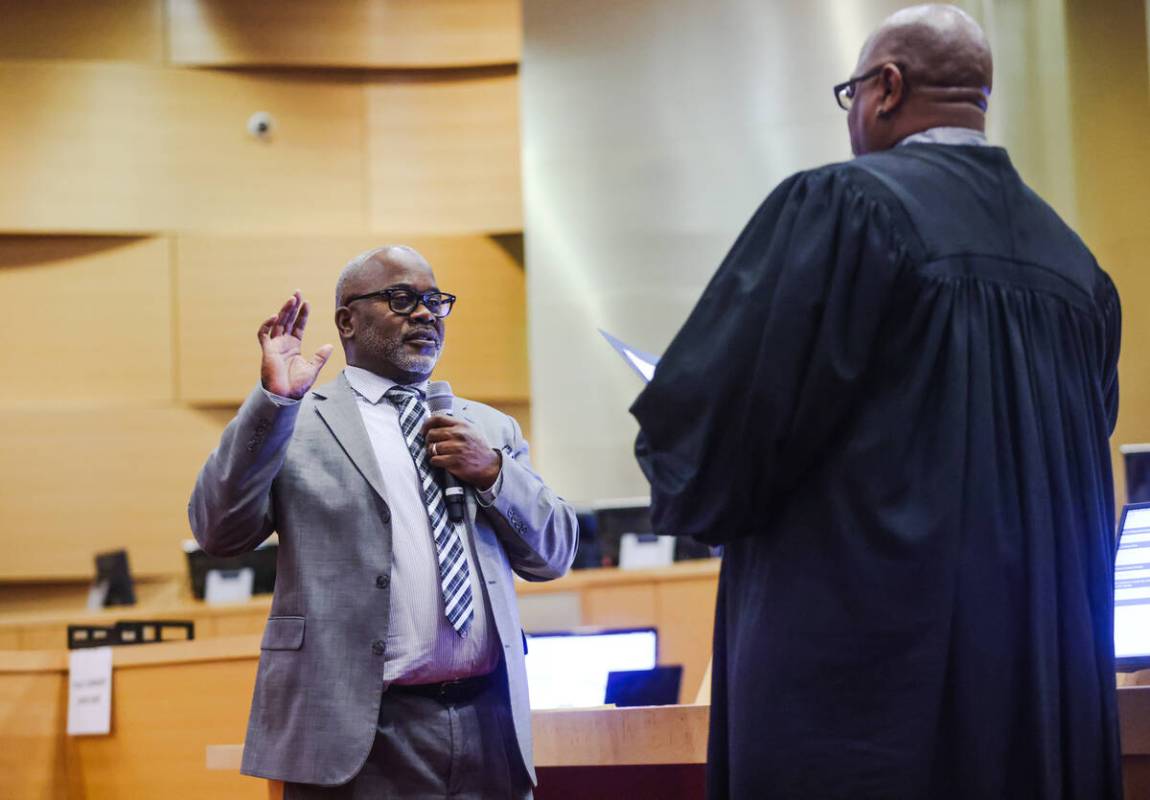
left=426, top=381, right=465, bottom=524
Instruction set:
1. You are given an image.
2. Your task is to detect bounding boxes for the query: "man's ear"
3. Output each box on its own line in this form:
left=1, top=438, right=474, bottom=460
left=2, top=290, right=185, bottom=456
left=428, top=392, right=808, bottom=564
left=877, top=63, right=906, bottom=117
left=335, top=307, right=354, bottom=339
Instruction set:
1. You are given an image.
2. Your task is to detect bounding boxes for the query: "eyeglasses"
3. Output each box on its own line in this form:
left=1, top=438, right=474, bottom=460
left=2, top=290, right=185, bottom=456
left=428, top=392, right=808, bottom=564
left=833, top=62, right=905, bottom=111
left=343, top=288, right=457, bottom=318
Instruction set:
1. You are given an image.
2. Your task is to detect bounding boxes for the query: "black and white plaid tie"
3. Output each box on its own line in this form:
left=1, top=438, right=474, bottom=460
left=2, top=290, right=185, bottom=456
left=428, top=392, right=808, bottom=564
left=384, top=385, right=474, bottom=636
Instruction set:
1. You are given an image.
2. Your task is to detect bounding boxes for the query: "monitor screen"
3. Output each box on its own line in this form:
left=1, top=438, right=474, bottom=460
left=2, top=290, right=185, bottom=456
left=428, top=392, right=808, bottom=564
left=592, top=499, right=653, bottom=567
left=524, top=628, right=658, bottom=709
left=1115, top=503, right=1150, bottom=669
left=1121, top=445, right=1150, bottom=503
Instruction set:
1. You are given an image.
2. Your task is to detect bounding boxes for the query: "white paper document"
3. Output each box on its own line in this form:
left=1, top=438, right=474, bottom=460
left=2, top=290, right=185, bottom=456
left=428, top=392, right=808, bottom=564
left=599, top=329, right=660, bottom=383
left=67, top=646, right=113, bottom=736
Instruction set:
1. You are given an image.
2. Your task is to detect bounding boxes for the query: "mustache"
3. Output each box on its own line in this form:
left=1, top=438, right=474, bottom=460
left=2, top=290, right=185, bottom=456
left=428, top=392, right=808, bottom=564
left=403, top=325, right=441, bottom=344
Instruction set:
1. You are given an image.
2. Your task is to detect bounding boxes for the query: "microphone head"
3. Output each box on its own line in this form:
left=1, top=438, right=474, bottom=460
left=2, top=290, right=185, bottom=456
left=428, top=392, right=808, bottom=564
left=426, top=380, right=454, bottom=415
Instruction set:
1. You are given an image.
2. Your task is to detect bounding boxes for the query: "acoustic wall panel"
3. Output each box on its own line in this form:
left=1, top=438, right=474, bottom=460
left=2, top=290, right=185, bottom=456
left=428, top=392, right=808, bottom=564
left=0, top=0, right=163, bottom=62
left=368, top=69, right=522, bottom=235
left=0, top=62, right=365, bottom=234
left=174, top=234, right=370, bottom=403
left=167, top=0, right=520, bottom=68
left=176, top=234, right=527, bottom=404
left=0, top=406, right=228, bottom=579
left=0, top=236, right=173, bottom=405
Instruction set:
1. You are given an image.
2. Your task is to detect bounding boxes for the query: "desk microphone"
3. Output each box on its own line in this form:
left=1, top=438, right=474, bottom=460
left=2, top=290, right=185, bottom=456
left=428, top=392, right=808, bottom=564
left=426, top=381, right=465, bottom=524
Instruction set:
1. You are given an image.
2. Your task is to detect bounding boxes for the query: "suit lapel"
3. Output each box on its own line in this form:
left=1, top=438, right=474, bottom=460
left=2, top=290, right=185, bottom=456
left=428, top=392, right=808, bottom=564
left=312, top=373, right=389, bottom=504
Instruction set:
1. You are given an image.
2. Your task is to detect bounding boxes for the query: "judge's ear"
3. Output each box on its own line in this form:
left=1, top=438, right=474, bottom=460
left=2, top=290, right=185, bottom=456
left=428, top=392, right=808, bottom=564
left=335, top=306, right=355, bottom=339
left=876, top=63, right=907, bottom=119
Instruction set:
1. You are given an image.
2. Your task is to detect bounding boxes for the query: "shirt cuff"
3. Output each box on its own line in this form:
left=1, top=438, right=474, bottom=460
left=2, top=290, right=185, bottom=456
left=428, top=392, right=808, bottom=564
left=261, top=387, right=300, bottom=407
left=476, top=457, right=504, bottom=507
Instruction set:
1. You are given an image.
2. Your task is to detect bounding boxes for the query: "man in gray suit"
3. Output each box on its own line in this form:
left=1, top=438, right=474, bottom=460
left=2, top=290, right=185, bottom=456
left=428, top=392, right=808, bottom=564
left=190, top=245, right=578, bottom=798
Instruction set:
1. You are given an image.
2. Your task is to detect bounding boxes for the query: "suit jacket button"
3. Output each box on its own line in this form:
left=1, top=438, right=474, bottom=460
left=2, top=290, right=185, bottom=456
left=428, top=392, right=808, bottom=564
left=371, top=640, right=385, bottom=656
left=375, top=575, right=389, bottom=589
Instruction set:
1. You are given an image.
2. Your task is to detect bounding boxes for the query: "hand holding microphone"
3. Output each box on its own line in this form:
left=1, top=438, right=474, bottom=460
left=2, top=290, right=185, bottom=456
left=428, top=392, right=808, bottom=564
left=423, top=381, right=502, bottom=522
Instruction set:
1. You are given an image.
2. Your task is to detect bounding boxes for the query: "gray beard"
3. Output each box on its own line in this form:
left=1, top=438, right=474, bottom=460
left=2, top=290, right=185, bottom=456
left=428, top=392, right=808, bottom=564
left=360, top=326, right=441, bottom=381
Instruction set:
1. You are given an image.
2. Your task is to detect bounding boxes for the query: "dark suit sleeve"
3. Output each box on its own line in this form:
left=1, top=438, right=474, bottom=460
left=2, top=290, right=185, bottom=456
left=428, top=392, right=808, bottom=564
left=188, top=385, right=299, bottom=556
left=631, top=168, right=909, bottom=544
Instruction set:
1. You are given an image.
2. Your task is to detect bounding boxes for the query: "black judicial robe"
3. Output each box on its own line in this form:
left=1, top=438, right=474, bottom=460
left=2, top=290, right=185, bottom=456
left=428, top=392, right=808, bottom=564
left=632, top=144, right=1123, bottom=799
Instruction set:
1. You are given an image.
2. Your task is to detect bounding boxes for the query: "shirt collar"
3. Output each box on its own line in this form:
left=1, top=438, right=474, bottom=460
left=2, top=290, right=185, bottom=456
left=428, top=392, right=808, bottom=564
left=898, top=127, right=989, bottom=147
left=343, top=366, right=428, bottom=404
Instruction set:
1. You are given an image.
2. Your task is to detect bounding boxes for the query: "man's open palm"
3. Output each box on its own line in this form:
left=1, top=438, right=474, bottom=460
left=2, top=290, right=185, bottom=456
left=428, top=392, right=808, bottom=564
left=259, top=291, right=334, bottom=399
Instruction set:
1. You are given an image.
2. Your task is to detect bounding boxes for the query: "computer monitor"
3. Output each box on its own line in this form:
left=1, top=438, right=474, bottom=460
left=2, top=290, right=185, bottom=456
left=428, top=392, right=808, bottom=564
left=1121, top=445, right=1150, bottom=503
left=592, top=499, right=715, bottom=566
left=605, top=665, right=683, bottom=707
left=1115, top=502, right=1150, bottom=670
left=524, top=627, right=658, bottom=709
left=183, top=537, right=278, bottom=600
left=94, top=549, right=136, bottom=607
left=592, top=499, right=653, bottom=567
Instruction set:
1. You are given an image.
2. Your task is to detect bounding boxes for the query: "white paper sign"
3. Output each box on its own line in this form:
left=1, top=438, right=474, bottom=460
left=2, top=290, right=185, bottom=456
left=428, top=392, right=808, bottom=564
left=67, top=646, right=113, bottom=736
left=205, top=567, right=254, bottom=605
left=618, top=533, right=676, bottom=570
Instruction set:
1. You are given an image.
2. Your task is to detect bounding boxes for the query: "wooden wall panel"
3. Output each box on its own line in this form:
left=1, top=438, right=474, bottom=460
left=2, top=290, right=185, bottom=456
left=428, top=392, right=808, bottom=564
left=0, top=62, right=364, bottom=235
left=176, top=235, right=528, bottom=404
left=0, top=0, right=163, bottom=62
left=0, top=407, right=228, bottom=580
left=1065, top=0, right=1150, bottom=503
left=656, top=579, right=718, bottom=704
left=175, top=235, right=366, bottom=403
left=72, top=658, right=262, bottom=799
left=167, top=0, right=520, bottom=68
left=429, top=235, right=528, bottom=400
left=0, top=237, right=172, bottom=405
left=0, top=669, right=76, bottom=800
left=368, top=69, right=522, bottom=234
left=582, top=585, right=658, bottom=629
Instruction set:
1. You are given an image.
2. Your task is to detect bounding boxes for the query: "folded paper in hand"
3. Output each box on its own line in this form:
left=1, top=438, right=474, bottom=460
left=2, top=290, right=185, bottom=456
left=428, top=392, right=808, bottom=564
left=599, top=329, right=660, bottom=383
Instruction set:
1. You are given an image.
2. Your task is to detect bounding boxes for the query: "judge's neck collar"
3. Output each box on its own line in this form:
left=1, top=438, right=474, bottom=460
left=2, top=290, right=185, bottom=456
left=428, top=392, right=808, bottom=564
left=897, top=127, right=989, bottom=147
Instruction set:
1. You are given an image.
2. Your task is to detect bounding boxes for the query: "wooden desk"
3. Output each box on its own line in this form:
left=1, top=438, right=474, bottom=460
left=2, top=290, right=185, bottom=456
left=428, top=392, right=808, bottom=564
left=1, top=636, right=263, bottom=800
left=0, top=560, right=722, bottom=703
left=5, top=633, right=1150, bottom=799
left=208, top=704, right=710, bottom=800
left=0, top=592, right=273, bottom=650
left=209, top=692, right=1150, bottom=800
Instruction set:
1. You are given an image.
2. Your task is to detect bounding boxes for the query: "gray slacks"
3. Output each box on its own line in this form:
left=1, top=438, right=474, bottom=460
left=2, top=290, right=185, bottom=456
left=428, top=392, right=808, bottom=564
left=284, top=676, right=532, bottom=800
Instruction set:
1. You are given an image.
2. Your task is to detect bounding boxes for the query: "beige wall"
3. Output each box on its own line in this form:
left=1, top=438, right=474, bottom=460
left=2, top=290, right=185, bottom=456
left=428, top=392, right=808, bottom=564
left=3, top=0, right=1146, bottom=584
left=0, top=0, right=527, bottom=583
left=523, top=0, right=1150, bottom=507
left=1066, top=0, right=1150, bottom=503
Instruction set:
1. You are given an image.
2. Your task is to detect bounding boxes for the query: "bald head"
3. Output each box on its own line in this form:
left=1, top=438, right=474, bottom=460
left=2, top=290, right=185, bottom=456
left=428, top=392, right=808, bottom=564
left=860, top=5, right=992, bottom=95
left=848, top=4, right=993, bottom=155
left=335, top=245, right=425, bottom=308
left=333, top=244, right=446, bottom=383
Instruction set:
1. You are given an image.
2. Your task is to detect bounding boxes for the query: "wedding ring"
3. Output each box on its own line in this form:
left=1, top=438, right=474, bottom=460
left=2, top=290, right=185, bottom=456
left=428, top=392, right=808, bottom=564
left=431, top=442, right=438, bottom=457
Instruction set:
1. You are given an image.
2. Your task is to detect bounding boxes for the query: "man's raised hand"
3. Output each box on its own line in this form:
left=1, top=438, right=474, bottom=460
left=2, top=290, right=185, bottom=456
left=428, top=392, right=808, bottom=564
left=258, top=291, right=334, bottom=400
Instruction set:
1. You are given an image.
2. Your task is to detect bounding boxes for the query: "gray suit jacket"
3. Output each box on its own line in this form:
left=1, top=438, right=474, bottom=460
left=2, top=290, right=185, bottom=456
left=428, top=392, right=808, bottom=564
left=188, top=374, right=578, bottom=786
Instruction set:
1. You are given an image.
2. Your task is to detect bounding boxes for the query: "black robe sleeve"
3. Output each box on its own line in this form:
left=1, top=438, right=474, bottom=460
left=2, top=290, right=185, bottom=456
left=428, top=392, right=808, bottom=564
left=631, top=167, right=910, bottom=544
left=1098, top=272, right=1121, bottom=434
